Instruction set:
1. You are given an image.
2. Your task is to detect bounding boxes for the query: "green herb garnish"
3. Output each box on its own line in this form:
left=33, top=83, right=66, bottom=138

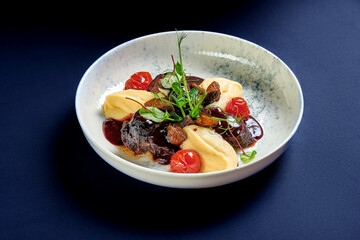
left=138, top=107, right=175, bottom=122
left=160, top=71, right=180, bottom=89
left=139, top=30, right=206, bottom=122
left=241, top=150, right=257, bottom=163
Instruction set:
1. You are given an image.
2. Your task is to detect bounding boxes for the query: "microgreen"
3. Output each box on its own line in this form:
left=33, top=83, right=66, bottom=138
left=188, top=86, right=199, bottom=100
left=139, top=107, right=175, bottom=122
left=240, top=150, right=257, bottom=163
left=176, top=30, right=195, bottom=112
left=171, top=81, right=182, bottom=95
left=160, top=72, right=180, bottom=89
left=143, top=30, right=206, bottom=122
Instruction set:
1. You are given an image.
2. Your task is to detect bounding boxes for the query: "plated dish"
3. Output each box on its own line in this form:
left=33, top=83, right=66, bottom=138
left=75, top=31, right=303, bottom=188
left=102, top=32, right=263, bottom=174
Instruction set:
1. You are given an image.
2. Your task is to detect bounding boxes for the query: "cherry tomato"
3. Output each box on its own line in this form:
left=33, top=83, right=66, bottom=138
left=170, top=149, right=201, bottom=173
left=225, top=97, right=250, bottom=120
left=124, top=71, right=153, bottom=90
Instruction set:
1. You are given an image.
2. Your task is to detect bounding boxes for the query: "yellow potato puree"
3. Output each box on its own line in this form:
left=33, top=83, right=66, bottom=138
left=103, top=90, right=154, bottom=120
left=181, top=125, right=238, bottom=173
left=200, top=78, right=242, bottom=109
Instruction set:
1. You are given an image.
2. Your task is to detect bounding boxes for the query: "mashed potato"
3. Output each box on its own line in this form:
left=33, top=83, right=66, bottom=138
left=181, top=125, right=238, bottom=173
left=103, top=90, right=154, bottom=120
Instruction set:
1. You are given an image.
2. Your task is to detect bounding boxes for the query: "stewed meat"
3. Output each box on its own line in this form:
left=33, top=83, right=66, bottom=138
left=121, top=111, right=178, bottom=164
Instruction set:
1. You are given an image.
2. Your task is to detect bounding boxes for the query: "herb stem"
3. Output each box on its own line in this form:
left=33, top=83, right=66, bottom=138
left=179, top=106, right=186, bottom=118
left=125, top=97, right=152, bottom=112
left=176, top=30, right=194, bottom=111
left=193, top=91, right=207, bottom=110
left=171, top=95, right=186, bottom=118
left=171, top=55, right=176, bottom=72
left=227, top=124, right=249, bottom=157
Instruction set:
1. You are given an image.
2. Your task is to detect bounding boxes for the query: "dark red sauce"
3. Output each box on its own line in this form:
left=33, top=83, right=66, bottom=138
left=210, top=106, right=263, bottom=148
left=245, top=116, right=264, bottom=141
left=102, top=118, right=125, bottom=146
left=103, top=114, right=178, bottom=165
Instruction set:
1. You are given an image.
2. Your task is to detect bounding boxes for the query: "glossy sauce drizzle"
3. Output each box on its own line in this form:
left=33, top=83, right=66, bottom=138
left=245, top=116, right=264, bottom=141
left=102, top=118, right=124, bottom=146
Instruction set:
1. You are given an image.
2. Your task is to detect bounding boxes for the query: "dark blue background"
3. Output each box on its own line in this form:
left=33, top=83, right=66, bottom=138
left=1, top=1, right=359, bottom=239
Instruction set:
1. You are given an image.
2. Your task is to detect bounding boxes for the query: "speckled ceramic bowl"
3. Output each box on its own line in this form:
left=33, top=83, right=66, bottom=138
left=75, top=31, right=303, bottom=188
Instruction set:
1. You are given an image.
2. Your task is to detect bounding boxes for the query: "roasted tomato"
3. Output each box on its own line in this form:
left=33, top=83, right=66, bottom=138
left=170, top=149, right=201, bottom=173
left=124, top=71, right=153, bottom=90
left=225, top=97, right=250, bottom=120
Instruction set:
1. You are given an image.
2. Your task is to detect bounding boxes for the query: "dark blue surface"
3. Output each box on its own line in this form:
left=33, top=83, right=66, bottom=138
left=1, top=1, right=359, bottom=239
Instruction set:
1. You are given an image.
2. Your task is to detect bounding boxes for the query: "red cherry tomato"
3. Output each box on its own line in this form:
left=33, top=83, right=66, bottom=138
left=124, top=71, right=153, bottom=90
left=225, top=97, right=250, bottom=120
left=170, top=149, right=201, bottom=173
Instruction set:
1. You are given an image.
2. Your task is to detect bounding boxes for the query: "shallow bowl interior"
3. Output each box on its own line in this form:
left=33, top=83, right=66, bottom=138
left=75, top=31, right=303, bottom=188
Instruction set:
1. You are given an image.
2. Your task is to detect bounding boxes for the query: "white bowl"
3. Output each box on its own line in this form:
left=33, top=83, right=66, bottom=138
left=75, top=31, right=303, bottom=188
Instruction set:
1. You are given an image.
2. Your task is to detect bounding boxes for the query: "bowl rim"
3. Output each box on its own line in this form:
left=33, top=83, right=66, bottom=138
left=75, top=30, right=304, bottom=179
